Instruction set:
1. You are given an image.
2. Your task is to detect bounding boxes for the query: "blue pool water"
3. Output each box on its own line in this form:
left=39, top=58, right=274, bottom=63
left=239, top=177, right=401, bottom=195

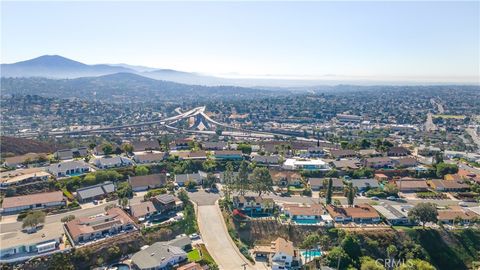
left=293, top=218, right=318, bottom=225
left=301, top=250, right=322, bottom=257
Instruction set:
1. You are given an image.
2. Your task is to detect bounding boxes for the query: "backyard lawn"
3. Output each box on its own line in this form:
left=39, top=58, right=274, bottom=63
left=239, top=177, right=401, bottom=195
left=187, top=249, right=201, bottom=262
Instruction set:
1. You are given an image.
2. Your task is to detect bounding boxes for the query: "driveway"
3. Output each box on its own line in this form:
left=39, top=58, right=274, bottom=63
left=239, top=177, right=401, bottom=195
left=197, top=202, right=263, bottom=270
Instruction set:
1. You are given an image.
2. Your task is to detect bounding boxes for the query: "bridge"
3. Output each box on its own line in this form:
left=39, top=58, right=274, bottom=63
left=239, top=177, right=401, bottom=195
left=48, top=106, right=320, bottom=142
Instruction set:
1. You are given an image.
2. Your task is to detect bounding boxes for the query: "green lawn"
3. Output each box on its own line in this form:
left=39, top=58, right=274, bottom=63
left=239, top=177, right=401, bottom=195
left=198, top=244, right=215, bottom=264
left=187, top=249, right=201, bottom=262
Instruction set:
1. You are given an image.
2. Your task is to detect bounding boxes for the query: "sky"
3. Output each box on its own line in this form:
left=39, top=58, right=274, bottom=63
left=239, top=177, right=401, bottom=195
left=1, top=1, right=479, bottom=83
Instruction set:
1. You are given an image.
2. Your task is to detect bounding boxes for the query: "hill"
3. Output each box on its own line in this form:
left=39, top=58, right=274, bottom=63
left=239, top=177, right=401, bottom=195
left=0, top=72, right=283, bottom=102
left=0, top=136, right=61, bottom=156
left=1, top=55, right=134, bottom=78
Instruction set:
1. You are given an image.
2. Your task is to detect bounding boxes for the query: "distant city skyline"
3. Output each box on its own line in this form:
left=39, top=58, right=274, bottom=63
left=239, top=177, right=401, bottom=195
left=1, top=1, right=479, bottom=83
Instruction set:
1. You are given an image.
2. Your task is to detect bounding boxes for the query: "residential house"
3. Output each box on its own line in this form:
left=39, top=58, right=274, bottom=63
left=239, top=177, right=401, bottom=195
left=233, top=196, right=275, bottom=213
left=444, top=174, right=463, bottom=181
left=133, top=152, right=166, bottom=164
left=131, top=140, right=160, bottom=152
left=372, top=204, right=412, bottom=225
left=282, top=158, right=330, bottom=171
left=169, top=139, right=191, bottom=150
left=326, top=204, right=381, bottom=224
left=437, top=207, right=479, bottom=225
left=177, top=262, right=203, bottom=270
left=349, top=179, right=379, bottom=191
left=416, top=145, right=442, bottom=157
left=282, top=203, right=330, bottom=224
left=0, top=222, right=64, bottom=263
left=394, top=178, right=429, bottom=193
left=65, top=207, right=136, bottom=245
left=374, top=173, right=389, bottom=182
left=387, top=147, right=410, bottom=157
left=129, top=173, right=167, bottom=192
left=270, top=237, right=298, bottom=270
left=129, top=201, right=157, bottom=221
left=167, top=235, right=193, bottom=251
left=358, top=149, right=381, bottom=157
left=47, top=160, right=90, bottom=178
left=174, top=172, right=207, bottom=186
left=3, top=153, right=48, bottom=167
left=394, top=157, right=419, bottom=168
left=304, top=147, right=325, bottom=158
left=54, top=147, right=88, bottom=160
left=92, top=156, right=133, bottom=169
left=251, top=154, right=281, bottom=165
left=331, top=159, right=361, bottom=171
left=271, top=170, right=303, bottom=187
left=428, top=179, right=470, bottom=192
left=76, top=182, right=115, bottom=203
left=174, top=151, right=207, bottom=160
left=1, top=191, right=66, bottom=214
left=151, top=194, right=183, bottom=214
left=214, top=150, right=243, bottom=160
left=131, top=242, right=187, bottom=270
left=308, top=178, right=344, bottom=191
left=363, top=157, right=395, bottom=169
left=202, top=141, right=227, bottom=150
left=0, top=168, right=51, bottom=187
left=330, top=149, right=357, bottom=159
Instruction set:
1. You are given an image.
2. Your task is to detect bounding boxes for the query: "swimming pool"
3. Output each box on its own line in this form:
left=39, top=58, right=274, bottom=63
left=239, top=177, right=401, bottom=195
left=301, top=250, right=322, bottom=257
left=293, top=218, right=319, bottom=225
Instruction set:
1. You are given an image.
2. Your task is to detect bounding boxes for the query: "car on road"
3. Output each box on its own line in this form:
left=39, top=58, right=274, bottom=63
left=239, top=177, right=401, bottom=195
left=386, top=196, right=397, bottom=201
left=371, top=196, right=380, bottom=201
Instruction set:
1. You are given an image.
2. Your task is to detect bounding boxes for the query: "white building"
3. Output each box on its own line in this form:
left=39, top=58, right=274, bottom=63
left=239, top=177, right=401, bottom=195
left=283, top=158, right=330, bottom=171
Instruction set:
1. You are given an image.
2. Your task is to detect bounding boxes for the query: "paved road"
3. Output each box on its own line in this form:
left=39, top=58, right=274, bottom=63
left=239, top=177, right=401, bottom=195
left=197, top=204, right=258, bottom=270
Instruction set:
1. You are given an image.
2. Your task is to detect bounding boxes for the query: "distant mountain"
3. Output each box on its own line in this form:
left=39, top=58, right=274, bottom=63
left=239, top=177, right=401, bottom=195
left=1, top=72, right=284, bottom=102
left=1, top=55, right=135, bottom=78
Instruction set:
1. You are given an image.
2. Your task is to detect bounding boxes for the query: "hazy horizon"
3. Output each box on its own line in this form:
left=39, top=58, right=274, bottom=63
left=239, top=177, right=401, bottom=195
left=2, top=1, right=479, bottom=84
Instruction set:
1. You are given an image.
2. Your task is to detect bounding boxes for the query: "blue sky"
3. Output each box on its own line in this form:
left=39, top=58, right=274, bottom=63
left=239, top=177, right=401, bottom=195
left=1, top=1, right=479, bottom=83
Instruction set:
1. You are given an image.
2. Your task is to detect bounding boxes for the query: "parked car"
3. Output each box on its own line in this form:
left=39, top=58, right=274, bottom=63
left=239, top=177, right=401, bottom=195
left=386, top=196, right=397, bottom=201
left=458, top=202, right=468, bottom=207
left=189, top=233, right=200, bottom=239
left=371, top=196, right=380, bottom=201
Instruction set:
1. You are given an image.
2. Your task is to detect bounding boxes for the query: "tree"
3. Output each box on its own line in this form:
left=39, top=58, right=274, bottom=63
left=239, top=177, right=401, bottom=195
left=61, top=215, right=75, bottom=223
left=135, top=165, right=149, bottom=176
left=341, top=234, right=362, bottom=261
left=251, top=167, right=273, bottom=196
left=236, top=161, right=250, bottom=196
left=300, top=233, right=320, bottom=249
left=203, top=173, right=217, bottom=189
left=383, top=183, right=399, bottom=196
left=101, top=143, right=113, bottom=156
left=397, top=259, right=435, bottom=270
left=122, top=143, right=134, bottom=154
left=117, top=182, right=133, bottom=198
left=326, top=169, right=339, bottom=178
left=408, top=202, right=438, bottom=229
left=326, top=178, right=333, bottom=205
left=202, top=159, right=217, bottom=172
left=435, top=162, right=458, bottom=178
left=215, top=129, right=223, bottom=136
left=22, top=211, right=46, bottom=229
left=118, top=197, right=129, bottom=208
left=185, top=180, right=197, bottom=190
left=325, top=246, right=352, bottom=269
left=345, top=182, right=356, bottom=206
left=360, top=256, right=385, bottom=270
left=222, top=162, right=235, bottom=202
